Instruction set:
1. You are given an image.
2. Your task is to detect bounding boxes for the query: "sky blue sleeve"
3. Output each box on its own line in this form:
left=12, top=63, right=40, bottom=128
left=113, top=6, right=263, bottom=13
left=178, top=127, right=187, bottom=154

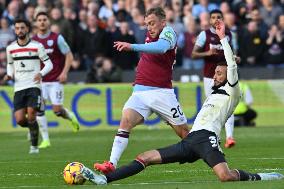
left=57, top=35, right=71, bottom=55
left=195, top=31, right=206, bottom=48
left=131, top=38, right=171, bottom=54
left=159, top=26, right=177, bottom=49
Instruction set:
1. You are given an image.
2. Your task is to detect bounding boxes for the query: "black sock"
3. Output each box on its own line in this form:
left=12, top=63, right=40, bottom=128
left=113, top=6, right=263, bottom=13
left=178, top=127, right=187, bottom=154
left=236, top=169, right=261, bottom=181
left=28, top=121, right=39, bottom=146
left=106, top=160, right=145, bottom=183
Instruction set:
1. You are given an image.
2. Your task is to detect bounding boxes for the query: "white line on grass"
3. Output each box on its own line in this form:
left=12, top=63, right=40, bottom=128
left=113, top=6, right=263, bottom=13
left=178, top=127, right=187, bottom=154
left=0, top=157, right=284, bottom=164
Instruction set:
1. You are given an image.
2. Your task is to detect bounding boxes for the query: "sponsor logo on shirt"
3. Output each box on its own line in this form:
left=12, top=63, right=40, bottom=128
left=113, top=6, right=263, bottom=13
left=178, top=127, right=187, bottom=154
left=164, top=31, right=173, bottom=41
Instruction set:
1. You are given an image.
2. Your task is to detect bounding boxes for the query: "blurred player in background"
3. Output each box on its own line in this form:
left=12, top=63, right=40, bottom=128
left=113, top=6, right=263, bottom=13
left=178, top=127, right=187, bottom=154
left=94, top=7, right=189, bottom=174
left=4, top=19, right=53, bottom=154
left=33, top=12, right=79, bottom=149
left=192, top=9, right=237, bottom=148
left=81, top=20, right=284, bottom=185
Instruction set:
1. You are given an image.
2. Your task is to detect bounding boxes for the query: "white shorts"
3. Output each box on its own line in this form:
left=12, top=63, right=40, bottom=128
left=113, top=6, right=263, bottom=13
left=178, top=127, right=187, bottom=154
left=41, top=82, right=64, bottom=105
left=123, top=89, right=187, bottom=126
left=203, top=77, right=214, bottom=97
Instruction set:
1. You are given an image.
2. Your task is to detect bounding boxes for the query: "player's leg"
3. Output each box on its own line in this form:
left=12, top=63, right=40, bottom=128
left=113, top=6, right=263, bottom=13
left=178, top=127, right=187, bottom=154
left=14, top=109, right=28, bottom=127
left=95, top=93, right=147, bottom=173
left=26, top=88, right=42, bottom=153
left=95, top=108, right=144, bottom=174
left=14, top=90, right=29, bottom=127
left=50, top=82, right=79, bottom=132
left=85, top=139, right=191, bottom=185
left=27, top=106, right=40, bottom=154
left=224, top=114, right=236, bottom=148
left=151, top=89, right=189, bottom=139
left=213, top=162, right=283, bottom=181
left=37, top=83, right=50, bottom=148
left=170, top=123, right=189, bottom=138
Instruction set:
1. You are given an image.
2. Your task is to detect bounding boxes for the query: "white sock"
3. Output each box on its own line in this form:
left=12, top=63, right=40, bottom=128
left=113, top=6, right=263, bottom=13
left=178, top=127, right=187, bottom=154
left=37, top=115, right=49, bottom=141
left=64, top=108, right=72, bottom=120
left=109, top=129, right=130, bottom=167
left=225, top=115, right=234, bottom=139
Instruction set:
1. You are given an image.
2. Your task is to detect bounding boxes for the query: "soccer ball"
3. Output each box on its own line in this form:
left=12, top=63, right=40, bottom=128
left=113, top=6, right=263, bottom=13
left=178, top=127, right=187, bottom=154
left=63, top=162, right=86, bottom=185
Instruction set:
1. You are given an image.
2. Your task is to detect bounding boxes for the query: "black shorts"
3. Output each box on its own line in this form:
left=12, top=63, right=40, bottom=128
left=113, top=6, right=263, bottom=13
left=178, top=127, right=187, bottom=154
left=157, top=129, right=226, bottom=168
left=14, top=88, right=42, bottom=112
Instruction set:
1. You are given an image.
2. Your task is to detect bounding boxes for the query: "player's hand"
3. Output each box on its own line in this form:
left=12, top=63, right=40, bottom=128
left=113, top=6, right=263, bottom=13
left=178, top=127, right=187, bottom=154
left=215, top=20, right=226, bottom=39
left=207, top=48, right=218, bottom=56
left=58, top=72, right=68, bottom=83
left=234, top=55, right=241, bottom=64
left=34, top=73, right=42, bottom=83
left=113, top=41, right=131, bottom=52
left=3, top=75, right=12, bottom=82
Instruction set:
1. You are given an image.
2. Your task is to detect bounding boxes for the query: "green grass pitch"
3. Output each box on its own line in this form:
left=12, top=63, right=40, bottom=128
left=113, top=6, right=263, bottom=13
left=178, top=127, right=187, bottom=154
left=0, top=126, right=283, bottom=188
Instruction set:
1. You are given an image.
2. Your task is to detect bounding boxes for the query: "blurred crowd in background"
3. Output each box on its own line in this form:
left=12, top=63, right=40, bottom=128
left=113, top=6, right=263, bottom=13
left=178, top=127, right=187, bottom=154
left=0, top=0, right=284, bottom=84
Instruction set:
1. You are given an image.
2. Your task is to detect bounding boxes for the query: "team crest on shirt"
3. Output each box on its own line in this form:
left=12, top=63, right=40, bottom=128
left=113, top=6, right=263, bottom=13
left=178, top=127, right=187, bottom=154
left=47, top=40, right=54, bottom=46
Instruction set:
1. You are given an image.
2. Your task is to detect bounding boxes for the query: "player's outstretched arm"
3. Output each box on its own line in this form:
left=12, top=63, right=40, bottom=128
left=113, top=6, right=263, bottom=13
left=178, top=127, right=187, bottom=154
left=215, top=20, right=238, bottom=85
left=114, top=39, right=171, bottom=54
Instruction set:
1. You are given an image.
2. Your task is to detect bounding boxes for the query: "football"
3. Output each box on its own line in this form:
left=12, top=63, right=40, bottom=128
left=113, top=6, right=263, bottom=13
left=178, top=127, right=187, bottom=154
left=63, top=162, right=86, bottom=185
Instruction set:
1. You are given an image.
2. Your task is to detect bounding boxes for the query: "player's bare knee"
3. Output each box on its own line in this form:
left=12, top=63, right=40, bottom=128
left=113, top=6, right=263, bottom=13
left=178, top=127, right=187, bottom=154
left=120, top=116, right=134, bottom=130
left=136, top=150, right=160, bottom=166
left=136, top=153, right=150, bottom=166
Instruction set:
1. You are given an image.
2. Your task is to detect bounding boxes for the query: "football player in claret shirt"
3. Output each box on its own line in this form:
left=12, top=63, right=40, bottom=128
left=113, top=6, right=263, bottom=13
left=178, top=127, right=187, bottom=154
left=94, top=7, right=190, bottom=174
left=81, top=20, right=284, bottom=185
left=32, top=12, right=79, bottom=149
left=4, top=19, right=53, bottom=154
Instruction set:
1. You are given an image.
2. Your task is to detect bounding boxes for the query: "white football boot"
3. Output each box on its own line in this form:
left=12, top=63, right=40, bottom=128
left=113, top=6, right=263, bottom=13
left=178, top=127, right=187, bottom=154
left=81, top=166, right=107, bottom=185
left=29, top=146, right=39, bottom=154
left=258, top=172, right=284, bottom=180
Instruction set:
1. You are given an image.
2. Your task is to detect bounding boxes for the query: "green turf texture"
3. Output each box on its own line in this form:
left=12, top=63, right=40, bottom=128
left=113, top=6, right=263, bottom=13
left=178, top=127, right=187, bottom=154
left=0, top=126, right=283, bottom=188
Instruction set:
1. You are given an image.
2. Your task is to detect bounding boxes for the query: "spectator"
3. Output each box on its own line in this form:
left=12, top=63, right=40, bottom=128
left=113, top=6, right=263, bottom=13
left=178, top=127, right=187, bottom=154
left=50, top=7, right=74, bottom=49
left=98, top=0, right=116, bottom=21
left=113, top=21, right=138, bottom=70
left=106, top=15, right=120, bottom=40
left=239, top=21, right=266, bottom=66
left=220, top=1, right=231, bottom=15
left=182, top=1, right=193, bottom=18
left=224, top=12, right=239, bottom=53
left=198, top=12, right=210, bottom=30
left=234, top=82, right=257, bottom=127
left=166, top=8, right=184, bottom=66
left=2, top=1, right=20, bottom=26
left=259, top=0, right=283, bottom=27
left=24, top=4, right=35, bottom=24
left=181, top=16, right=204, bottom=70
left=192, top=0, right=218, bottom=19
left=0, top=17, right=15, bottom=49
left=86, top=57, right=122, bottom=83
left=250, top=8, right=269, bottom=39
left=0, top=48, right=7, bottom=85
left=263, top=25, right=284, bottom=67
left=278, top=14, right=284, bottom=36
left=129, top=8, right=147, bottom=44
left=233, top=0, right=258, bottom=25
left=87, top=1, right=100, bottom=16
left=171, top=0, right=183, bottom=22
left=80, top=14, right=112, bottom=69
